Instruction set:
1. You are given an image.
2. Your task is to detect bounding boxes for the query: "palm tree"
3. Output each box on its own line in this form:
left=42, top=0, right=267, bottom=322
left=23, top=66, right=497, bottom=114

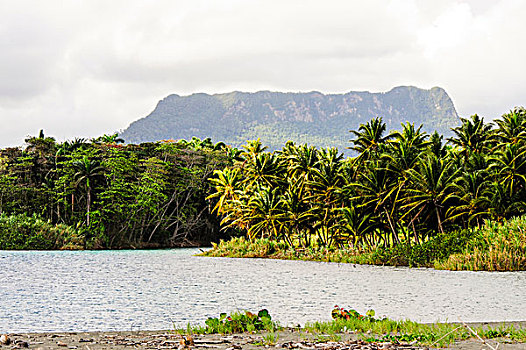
left=428, top=131, right=447, bottom=159
left=308, top=148, right=345, bottom=246
left=337, top=205, right=379, bottom=248
left=492, top=143, right=526, bottom=198
left=387, top=122, right=429, bottom=171
left=242, top=152, right=285, bottom=189
left=448, top=114, right=493, bottom=159
left=279, top=179, right=315, bottom=247
left=207, top=168, right=243, bottom=215
left=92, top=133, right=124, bottom=144
left=286, top=144, right=319, bottom=183
left=245, top=187, right=285, bottom=242
left=349, top=117, right=392, bottom=160
left=494, top=107, right=526, bottom=146
left=447, top=170, right=492, bottom=227
left=349, top=161, right=400, bottom=245
left=72, top=156, right=104, bottom=226
left=402, top=155, right=458, bottom=235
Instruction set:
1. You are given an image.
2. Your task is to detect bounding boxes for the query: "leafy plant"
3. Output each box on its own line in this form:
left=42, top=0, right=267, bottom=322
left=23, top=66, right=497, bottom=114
left=203, top=309, right=277, bottom=334
left=331, top=306, right=377, bottom=322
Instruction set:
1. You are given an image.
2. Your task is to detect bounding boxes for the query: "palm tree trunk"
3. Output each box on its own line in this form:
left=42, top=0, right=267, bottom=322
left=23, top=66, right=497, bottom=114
left=435, top=206, right=444, bottom=234
left=86, top=187, right=91, bottom=226
left=383, top=207, right=400, bottom=245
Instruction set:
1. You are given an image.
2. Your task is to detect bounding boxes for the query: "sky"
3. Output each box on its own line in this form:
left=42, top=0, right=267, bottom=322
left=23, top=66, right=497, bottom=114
left=0, top=0, right=525, bottom=147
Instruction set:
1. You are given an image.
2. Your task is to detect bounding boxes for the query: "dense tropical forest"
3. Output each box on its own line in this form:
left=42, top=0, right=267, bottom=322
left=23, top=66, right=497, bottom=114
left=0, top=133, right=236, bottom=249
left=1, top=107, right=526, bottom=270
left=205, top=107, right=526, bottom=270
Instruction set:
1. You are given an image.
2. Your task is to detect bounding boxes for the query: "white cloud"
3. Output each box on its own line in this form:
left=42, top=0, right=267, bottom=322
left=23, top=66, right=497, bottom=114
left=0, top=0, right=525, bottom=146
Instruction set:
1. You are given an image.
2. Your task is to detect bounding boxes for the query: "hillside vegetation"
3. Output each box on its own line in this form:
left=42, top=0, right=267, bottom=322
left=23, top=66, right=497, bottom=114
left=121, top=86, right=458, bottom=152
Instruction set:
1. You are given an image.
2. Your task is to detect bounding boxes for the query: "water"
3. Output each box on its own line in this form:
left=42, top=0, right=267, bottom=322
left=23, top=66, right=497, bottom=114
left=1, top=249, right=525, bottom=332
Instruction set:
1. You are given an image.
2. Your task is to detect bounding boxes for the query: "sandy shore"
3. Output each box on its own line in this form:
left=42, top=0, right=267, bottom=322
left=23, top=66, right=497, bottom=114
left=2, top=322, right=526, bottom=350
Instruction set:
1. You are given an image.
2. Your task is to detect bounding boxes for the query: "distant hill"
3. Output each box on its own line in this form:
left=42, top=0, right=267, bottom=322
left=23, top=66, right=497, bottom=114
left=121, top=86, right=458, bottom=152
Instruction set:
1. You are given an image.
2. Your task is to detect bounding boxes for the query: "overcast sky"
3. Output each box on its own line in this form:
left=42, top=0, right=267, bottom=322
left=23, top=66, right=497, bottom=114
left=0, top=0, right=524, bottom=147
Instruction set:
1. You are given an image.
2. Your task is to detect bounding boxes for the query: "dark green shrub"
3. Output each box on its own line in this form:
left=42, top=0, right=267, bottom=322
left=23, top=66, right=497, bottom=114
left=0, top=213, right=80, bottom=250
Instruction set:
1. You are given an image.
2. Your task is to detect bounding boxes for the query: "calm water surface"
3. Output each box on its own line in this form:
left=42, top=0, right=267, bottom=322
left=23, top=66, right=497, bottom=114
left=1, top=249, right=525, bottom=332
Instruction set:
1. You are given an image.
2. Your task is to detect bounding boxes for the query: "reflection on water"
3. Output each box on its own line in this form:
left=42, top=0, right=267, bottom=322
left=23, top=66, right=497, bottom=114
left=1, top=249, right=525, bottom=332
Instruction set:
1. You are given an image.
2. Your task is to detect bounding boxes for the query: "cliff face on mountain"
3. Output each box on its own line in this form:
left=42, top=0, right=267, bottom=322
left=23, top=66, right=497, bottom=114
left=121, top=86, right=458, bottom=152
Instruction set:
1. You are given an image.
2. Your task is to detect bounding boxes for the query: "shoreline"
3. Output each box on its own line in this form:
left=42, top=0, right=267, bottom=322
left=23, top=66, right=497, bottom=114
left=3, top=322, right=526, bottom=350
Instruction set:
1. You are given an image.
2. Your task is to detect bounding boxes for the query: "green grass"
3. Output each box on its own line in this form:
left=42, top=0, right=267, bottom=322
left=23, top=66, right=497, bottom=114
left=203, top=216, right=526, bottom=271
left=305, top=317, right=526, bottom=347
left=177, top=307, right=526, bottom=347
left=436, top=216, right=526, bottom=271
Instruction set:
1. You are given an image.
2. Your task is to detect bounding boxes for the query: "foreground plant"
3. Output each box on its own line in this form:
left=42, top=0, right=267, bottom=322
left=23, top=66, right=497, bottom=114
left=306, top=307, right=526, bottom=347
left=189, top=309, right=278, bottom=334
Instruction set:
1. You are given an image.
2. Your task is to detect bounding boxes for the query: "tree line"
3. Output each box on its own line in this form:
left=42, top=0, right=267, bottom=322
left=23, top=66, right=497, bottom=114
left=209, top=107, right=526, bottom=249
left=0, top=134, right=235, bottom=248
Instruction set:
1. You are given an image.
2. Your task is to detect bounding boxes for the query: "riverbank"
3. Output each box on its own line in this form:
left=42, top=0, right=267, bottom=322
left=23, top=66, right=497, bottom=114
left=2, top=321, right=526, bottom=350
left=202, top=214, right=526, bottom=271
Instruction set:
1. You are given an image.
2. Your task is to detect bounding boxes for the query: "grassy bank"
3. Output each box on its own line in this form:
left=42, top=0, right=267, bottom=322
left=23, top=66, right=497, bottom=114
left=436, top=216, right=526, bottom=271
left=203, top=216, right=526, bottom=271
left=305, top=315, right=526, bottom=347
left=179, top=308, right=526, bottom=348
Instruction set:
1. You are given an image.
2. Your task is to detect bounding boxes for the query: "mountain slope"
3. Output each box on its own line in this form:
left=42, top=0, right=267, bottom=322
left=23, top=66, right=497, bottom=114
left=121, top=86, right=458, bottom=152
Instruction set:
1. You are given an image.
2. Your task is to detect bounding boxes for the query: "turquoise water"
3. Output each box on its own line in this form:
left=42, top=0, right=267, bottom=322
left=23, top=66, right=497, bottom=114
left=1, top=249, right=525, bottom=332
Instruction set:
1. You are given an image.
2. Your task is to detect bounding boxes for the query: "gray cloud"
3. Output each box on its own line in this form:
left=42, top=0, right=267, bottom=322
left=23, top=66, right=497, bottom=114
left=0, top=0, right=524, bottom=147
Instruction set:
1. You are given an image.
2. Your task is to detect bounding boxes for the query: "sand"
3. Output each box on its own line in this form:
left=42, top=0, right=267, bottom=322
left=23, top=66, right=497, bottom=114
left=2, top=322, right=526, bottom=350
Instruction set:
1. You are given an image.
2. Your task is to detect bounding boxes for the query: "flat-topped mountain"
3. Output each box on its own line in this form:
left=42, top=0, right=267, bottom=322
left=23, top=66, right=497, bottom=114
left=121, top=86, right=458, bottom=152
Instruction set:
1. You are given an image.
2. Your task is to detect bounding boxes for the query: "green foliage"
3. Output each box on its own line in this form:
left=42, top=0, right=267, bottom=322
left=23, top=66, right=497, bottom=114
left=0, top=213, right=80, bottom=250
left=331, top=306, right=378, bottom=322
left=305, top=308, right=526, bottom=347
left=205, top=107, right=526, bottom=271
left=0, top=135, right=234, bottom=249
left=436, top=216, right=526, bottom=271
left=202, top=309, right=277, bottom=334
left=121, top=87, right=459, bottom=153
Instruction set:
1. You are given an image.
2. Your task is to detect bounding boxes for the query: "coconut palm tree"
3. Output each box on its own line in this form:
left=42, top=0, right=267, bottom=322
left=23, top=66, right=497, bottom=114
left=448, top=114, right=493, bottom=159
left=402, top=155, right=458, bottom=235
left=492, top=143, right=526, bottom=198
left=207, top=168, right=243, bottom=215
left=349, top=117, right=392, bottom=160
left=447, top=170, right=492, bottom=227
left=494, top=107, right=526, bottom=146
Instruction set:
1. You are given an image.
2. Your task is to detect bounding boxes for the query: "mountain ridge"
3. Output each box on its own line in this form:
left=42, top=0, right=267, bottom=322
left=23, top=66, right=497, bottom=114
left=121, top=86, right=458, bottom=152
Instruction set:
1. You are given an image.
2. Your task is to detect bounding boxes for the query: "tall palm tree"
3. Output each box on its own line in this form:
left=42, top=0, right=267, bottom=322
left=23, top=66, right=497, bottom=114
left=245, top=186, right=285, bottom=242
left=492, top=143, right=526, bottom=198
left=349, top=117, right=392, bottom=160
left=279, top=179, right=315, bottom=247
left=207, top=168, right=243, bottom=215
left=448, top=114, right=493, bottom=159
left=494, top=107, right=526, bottom=146
left=349, top=161, right=399, bottom=245
left=402, top=155, right=458, bottom=235
left=72, top=156, right=104, bottom=226
left=447, top=170, right=492, bottom=227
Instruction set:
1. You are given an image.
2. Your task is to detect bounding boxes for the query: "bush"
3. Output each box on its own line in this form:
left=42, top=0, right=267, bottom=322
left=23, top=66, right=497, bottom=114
left=436, top=216, right=526, bottom=271
left=0, top=213, right=81, bottom=250
left=202, top=309, right=277, bottom=334
left=370, top=229, right=473, bottom=267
